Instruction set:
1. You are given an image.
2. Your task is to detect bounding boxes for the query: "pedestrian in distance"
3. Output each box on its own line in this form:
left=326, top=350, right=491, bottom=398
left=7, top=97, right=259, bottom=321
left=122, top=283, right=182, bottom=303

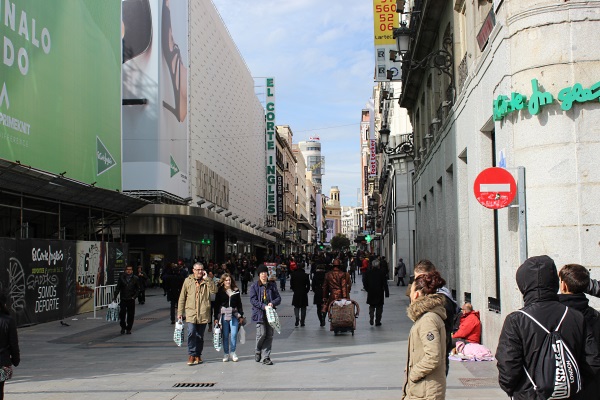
left=496, top=255, right=600, bottom=399
left=113, top=265, right=141, bottom=334
left=312, top=262, right=327, bottom=327
left=177, top=263, right=217, bottom=366
left=322, top=258, right=350, bottom=314
left=136, top=265, right=149, bottom=305
left=240, top=259, right=252, bottom=294
left=290, top=262, right=311, bottom=327
left=396, top=258, right=407, bottom=286
left=214, top=273, right=244, bottom=362
left=365, top=258, right=389, bottom=326
left=0, top=293, right=20, bottom=399
left=249, top=264, right=281, bottom=365
left=558, top=263, right=600, bottom=399
left=163, top=264, right=185, bottom=324
left=278, top=262, right=287, bottom=291
left=402, top=271, right=447, bottom=400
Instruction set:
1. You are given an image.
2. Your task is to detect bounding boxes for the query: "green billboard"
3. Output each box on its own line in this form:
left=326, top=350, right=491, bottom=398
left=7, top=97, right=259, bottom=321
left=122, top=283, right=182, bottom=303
left=0, top=0, right=122, bottom=190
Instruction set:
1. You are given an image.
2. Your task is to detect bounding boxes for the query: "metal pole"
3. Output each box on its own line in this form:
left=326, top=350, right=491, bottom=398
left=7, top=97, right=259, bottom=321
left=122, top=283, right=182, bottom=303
left=518, top=166, right=528, bottom=263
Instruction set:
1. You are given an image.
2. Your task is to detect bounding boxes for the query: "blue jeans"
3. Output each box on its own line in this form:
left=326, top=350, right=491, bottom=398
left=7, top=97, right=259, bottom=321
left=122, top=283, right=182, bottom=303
left=221, top=316, right=239, bottom=354
left=187, top=322, right=206, bottom=357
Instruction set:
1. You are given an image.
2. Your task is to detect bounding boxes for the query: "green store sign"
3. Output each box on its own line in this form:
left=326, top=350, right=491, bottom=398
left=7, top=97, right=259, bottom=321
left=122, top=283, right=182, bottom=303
left=493, top=78, right=600, bottom=121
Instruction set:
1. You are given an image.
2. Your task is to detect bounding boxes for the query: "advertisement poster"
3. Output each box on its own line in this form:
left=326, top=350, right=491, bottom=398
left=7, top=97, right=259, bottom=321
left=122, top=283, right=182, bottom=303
left=76, top=241, right=104, bottom=313
left=0, top=238, right=77, bottom=326
left=264, top=262, right=277, bottom=281
left=373, top=0, right=399, bottom=82
left=325, top=219, right=335, bottom=244
left=0, top=1, right=122, bottom=189
left=122, top=0, right=189, bottom=198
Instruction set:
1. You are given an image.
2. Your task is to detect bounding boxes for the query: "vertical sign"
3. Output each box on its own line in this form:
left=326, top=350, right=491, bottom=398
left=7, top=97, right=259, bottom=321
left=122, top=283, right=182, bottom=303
left=373, top=0, right=399, bottom=82
left=364, top=166, right=369, bottom=195
left=369, top=139, right=377, bottom=177
left=276, top=174, right=284, bottom=221
left=266, top=78, right=277, bottom=216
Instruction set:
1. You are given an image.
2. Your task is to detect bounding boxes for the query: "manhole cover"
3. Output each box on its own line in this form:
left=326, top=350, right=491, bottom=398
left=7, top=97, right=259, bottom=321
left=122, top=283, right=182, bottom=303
left=459, top=377, right=498, bottom=388
left=173, top=383, right=216, bottom=388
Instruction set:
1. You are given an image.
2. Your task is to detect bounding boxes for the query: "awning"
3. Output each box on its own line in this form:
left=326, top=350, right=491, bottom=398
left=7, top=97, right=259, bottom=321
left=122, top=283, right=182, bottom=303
left=0, top=158, right=148, bottom=215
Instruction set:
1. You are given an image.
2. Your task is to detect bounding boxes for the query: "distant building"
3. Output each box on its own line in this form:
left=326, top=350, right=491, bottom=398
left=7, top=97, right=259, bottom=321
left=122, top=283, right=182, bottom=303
left=298, top=138, right=324, bottom=194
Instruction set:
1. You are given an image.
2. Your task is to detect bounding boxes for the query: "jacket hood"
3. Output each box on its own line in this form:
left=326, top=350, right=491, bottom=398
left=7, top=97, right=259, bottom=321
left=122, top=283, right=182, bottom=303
left=558, top=293, right=589, bottom=313
left=407, top=294, right=447, bottom=322
left=517, top=255, right=559, bottom=306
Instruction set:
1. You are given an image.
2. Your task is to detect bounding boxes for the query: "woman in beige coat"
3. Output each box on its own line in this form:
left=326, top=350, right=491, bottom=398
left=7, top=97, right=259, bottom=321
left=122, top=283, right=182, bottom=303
left=402, top=271, right=447, bottom=400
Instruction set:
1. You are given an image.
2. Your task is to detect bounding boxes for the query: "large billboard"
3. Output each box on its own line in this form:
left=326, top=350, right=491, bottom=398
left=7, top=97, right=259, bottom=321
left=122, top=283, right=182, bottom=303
left=0, top=1, right=122, bottom=189
left=122, top=0, right=189, bottom=198
left=373, top=0, right=399, bottom=82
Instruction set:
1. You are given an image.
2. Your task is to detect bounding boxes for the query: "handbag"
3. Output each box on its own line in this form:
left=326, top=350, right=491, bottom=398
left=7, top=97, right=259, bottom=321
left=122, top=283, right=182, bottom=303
left=0, top=366, right=13, bottom=382
left=106, top=301, right=120, bottom=322
left=213, top=323, right=222, bottom=351
left=238, top=325, right=246, bottom=344
left=173, top=319, right=184, bottom=347
left=264, top=305, right=281, bottom=334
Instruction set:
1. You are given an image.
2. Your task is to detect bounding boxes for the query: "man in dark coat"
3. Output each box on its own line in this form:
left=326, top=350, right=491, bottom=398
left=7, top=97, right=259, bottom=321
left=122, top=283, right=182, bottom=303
left=364, top=260, right=389, bottom=326
left=558, top=263, right=600, bottom=399
left=290, top=264, right=311, bottom=327
left=113, top=265, right=141, bottom=334
left=312, top=263, right=327, bottom=326
left=496, top=255, right=600, bottom=399
left=163, top=264, right=185, bottom=324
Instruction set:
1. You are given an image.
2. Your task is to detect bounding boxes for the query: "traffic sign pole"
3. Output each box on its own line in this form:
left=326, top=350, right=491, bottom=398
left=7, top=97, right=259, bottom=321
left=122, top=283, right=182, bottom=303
left=517, top=166, right=528, bottom=263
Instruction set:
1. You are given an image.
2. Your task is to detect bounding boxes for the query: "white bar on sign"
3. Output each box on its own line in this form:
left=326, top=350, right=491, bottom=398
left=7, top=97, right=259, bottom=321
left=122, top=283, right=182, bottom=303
left=480, top=183, right=511, bottom=192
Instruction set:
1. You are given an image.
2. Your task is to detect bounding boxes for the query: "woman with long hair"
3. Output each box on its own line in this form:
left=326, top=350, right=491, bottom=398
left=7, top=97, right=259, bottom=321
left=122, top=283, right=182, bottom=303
left=0, top=293, right=19, bottom=399
left=213, top=273, right=244, bottom=362
left=402, top=271, right=447, bottom=400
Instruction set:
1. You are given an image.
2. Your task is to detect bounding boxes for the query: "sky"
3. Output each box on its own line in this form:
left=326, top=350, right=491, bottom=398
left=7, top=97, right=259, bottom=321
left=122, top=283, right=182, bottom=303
left=212, top=0, right=376, bottom=207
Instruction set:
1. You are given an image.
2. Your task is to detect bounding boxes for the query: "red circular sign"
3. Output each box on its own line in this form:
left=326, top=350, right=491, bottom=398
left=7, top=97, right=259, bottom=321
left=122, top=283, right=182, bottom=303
left=473, top=167, right=517, bottom=209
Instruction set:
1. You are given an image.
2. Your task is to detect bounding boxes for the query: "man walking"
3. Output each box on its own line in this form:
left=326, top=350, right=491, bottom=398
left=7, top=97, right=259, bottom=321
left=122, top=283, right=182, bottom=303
left=178, top=263, right=217, bottom=366
left=496, top=255, right=600, bottom=399
left=164, top=263, right=185, bottom=324
left=364, top=258, right=389, bottom=326
left=113, top=265, right=141, bottom=335
left=249, top=265, right=281, bottom=365
left=290, top=262, right=311, bottom=327
left=395, top=258, right=406, bottom=286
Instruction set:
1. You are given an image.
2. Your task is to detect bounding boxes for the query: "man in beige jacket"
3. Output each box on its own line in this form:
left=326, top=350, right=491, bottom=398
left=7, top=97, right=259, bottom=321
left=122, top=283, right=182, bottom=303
left=178, top=263, right=217, bottom=365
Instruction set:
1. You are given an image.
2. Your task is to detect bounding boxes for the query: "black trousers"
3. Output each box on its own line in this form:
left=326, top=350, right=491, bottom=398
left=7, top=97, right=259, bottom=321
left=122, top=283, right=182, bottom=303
left=170, top=299, right=178, bottom=323
left=138, top=289, right=146, bottom=303
left=369, top=305, right=383, bottom=324
left=241, top=280, right=248, bottom=294
left=119, top=299, right=135, bottom=330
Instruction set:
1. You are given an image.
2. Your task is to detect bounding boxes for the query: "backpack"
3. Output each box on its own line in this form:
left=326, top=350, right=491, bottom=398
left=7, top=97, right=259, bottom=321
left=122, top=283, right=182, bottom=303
left=517, top=307, right=581, bottom=399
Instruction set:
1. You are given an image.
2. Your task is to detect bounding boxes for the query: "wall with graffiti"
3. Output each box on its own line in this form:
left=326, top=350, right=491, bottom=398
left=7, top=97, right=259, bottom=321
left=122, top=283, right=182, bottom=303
left=0, top=238, right=128, bottom=326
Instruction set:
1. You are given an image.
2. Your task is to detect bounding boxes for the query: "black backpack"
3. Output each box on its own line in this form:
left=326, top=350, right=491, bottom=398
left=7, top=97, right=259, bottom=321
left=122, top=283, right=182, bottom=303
left=518, top=307, right=582, bottom=399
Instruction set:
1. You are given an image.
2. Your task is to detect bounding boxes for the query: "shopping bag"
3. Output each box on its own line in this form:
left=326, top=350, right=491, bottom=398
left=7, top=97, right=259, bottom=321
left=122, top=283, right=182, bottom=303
left=213, top=323, right=222, bottom=351
left=0, top=366, right=13, bottom=382
left=173, top=319, right=184, bottom=347
left=106, top=301, right=120, bottom=322
left=238, top=325, right=246, bottom=344
left=265, top=305, right=281, bottom=334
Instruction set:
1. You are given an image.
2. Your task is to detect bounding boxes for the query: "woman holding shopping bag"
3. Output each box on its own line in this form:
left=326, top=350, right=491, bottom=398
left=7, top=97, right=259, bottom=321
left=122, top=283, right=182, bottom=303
left=214, top=273, right=245, bottom=362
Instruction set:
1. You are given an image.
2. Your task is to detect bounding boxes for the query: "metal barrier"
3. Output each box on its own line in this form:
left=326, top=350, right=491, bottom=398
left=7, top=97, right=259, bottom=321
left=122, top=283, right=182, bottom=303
left=88, top=284, right=119, bottom=319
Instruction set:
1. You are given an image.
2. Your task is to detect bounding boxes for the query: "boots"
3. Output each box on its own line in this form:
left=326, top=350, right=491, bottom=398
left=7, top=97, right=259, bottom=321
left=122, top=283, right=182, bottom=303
left=317, top=310, right=326, bottom=327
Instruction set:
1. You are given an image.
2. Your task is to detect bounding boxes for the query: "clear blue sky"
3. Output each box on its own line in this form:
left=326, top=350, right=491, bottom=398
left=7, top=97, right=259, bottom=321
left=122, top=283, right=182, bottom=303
left=212, top=0, right=376, bottom=207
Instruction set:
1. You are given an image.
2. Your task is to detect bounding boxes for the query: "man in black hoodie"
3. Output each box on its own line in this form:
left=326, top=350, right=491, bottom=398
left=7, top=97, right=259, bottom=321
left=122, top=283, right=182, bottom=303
left=496, top=255, right=600, bottom=399
left=558, top=263, right=600, bottom=399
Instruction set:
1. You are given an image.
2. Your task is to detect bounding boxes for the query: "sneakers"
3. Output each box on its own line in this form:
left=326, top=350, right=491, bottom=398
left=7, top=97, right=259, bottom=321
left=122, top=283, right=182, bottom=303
left=255, top=353, right=261, bottom=362
left=231, top=352, right=239, bottom=362
left=262, top=358, right=273, bottom=365
left=187, top=356, right=195, bottom=366
left=223, top=354, right=229, bottom=362
left=195, top=356, right=203, bottom=364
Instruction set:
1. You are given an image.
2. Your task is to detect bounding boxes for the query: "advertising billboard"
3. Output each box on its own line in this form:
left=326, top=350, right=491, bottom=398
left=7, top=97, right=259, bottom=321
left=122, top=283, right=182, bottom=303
left=0, top=1, right=122, bottom=189
left=373, top=0, right=399, bottom=82
left=122, top=0, right=189, bottom=198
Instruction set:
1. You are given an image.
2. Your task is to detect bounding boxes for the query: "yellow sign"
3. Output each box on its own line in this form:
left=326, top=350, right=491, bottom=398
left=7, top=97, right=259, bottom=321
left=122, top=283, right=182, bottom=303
left=373, top=0, right=398, bottom=45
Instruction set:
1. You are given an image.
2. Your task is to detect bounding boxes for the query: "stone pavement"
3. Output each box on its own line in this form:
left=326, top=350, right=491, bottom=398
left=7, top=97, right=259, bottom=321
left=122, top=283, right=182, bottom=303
left=6, top=278, right=505, bottom=399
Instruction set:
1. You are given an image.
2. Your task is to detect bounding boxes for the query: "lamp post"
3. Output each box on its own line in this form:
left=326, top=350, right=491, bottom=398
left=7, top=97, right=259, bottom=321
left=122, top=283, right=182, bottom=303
left=379, top=127, right=415, bottom=158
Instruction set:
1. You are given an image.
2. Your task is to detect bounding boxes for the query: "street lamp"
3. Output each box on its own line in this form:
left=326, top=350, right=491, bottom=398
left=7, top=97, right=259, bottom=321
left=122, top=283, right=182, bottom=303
left=379, top=127, right=415, bottom=157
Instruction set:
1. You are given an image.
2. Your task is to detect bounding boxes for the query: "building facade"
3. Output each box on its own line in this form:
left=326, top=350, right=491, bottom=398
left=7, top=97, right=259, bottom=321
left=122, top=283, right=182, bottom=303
left=298, top=138, right=325, bottom=194
left=395, top=0, right=600, bottom=349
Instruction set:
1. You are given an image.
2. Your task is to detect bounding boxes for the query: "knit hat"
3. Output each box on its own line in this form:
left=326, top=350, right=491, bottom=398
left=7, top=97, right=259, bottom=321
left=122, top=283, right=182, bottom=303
left=257, top=265, right=268, bottom=275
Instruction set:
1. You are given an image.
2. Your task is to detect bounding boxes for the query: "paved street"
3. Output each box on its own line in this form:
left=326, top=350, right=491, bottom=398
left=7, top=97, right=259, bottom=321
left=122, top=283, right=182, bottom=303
left=7, top=279, right=504, bottom=399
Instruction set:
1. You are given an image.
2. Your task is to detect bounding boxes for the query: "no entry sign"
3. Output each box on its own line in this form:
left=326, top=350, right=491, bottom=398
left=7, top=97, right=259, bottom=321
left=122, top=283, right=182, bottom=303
left=474, top=167, right=517, bottom=209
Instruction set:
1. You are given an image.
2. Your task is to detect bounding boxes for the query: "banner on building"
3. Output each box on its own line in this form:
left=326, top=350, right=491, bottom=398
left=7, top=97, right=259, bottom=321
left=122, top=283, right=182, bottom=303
left=373, top=0, right=399, bottom=82
left=369, top=139, right=377, bottom=177
left=0, top=1, right=122, bottom=189
left=325, top=219, right=335, bottom=244
left=266, top=77, right=277, bottom=216
left=122, top=0, right=189, bottom=198
left=276, top=174, right=284, bottom=221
